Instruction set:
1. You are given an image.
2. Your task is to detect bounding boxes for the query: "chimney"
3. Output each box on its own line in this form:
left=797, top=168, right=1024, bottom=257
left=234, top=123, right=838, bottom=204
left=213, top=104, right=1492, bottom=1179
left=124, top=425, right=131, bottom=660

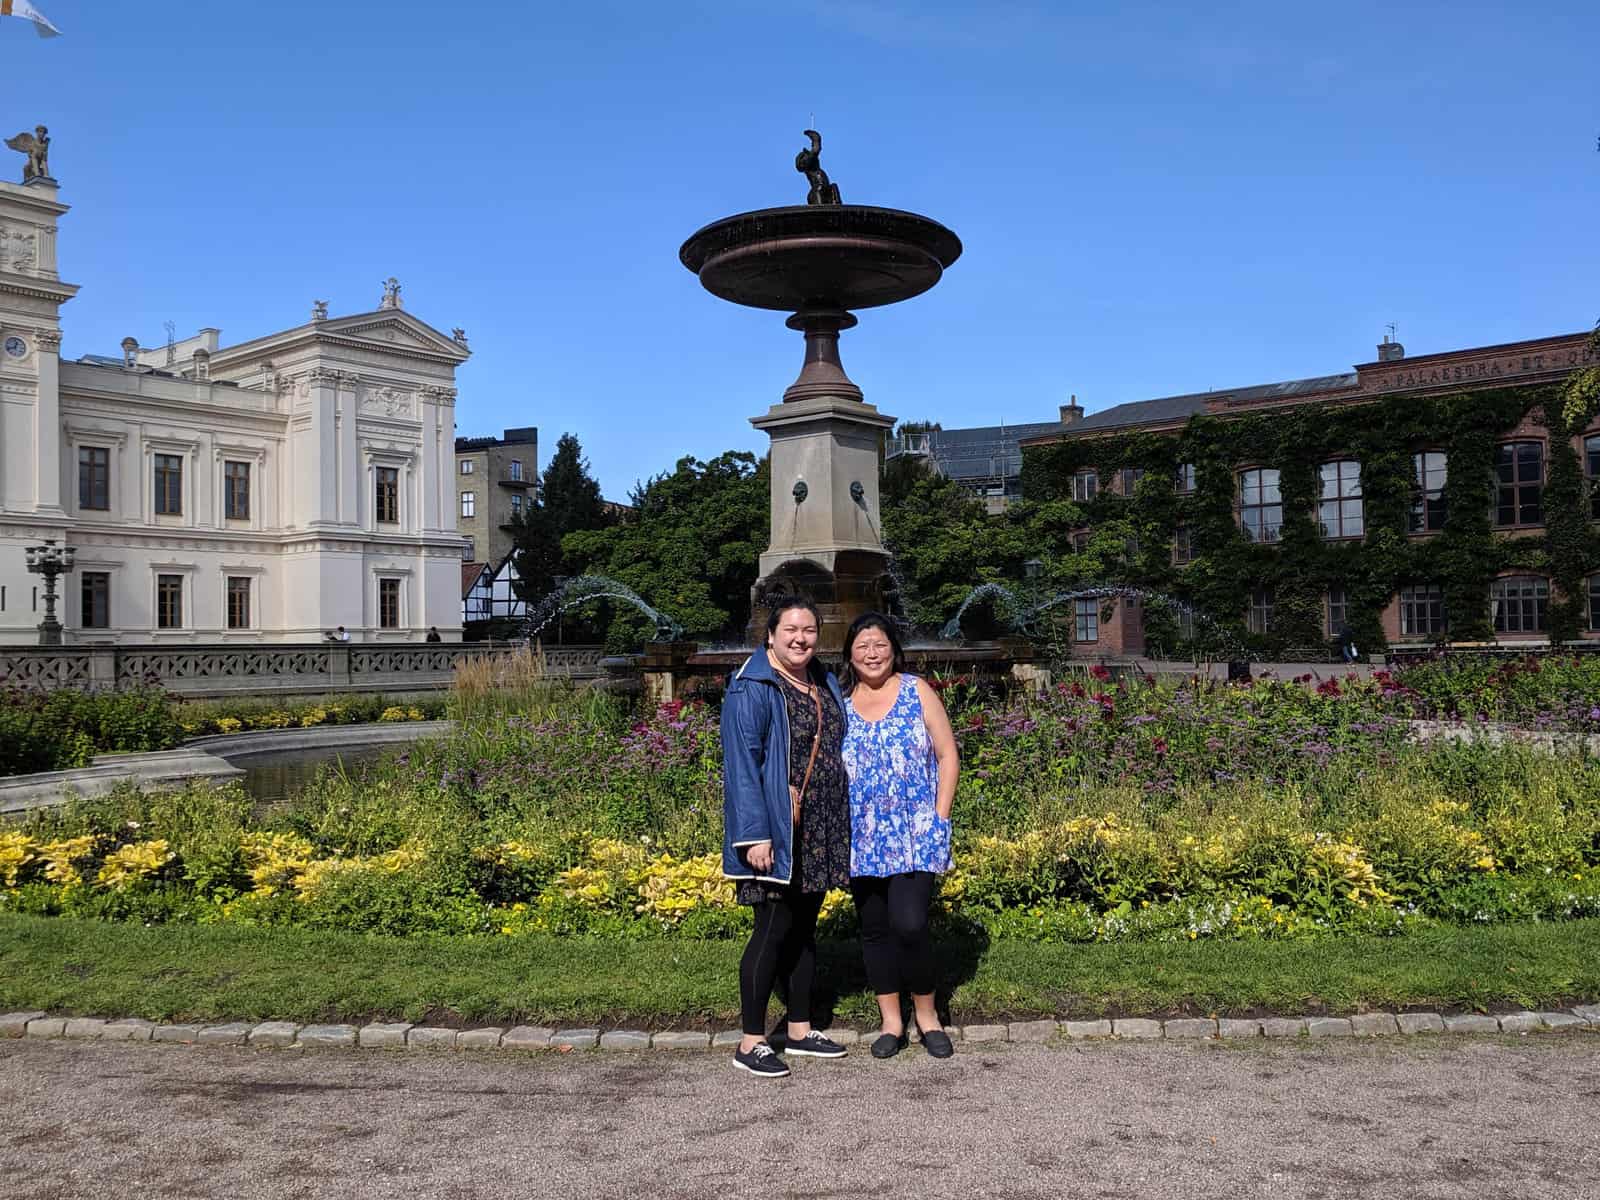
left=1377, top=332, right=1405, bottom=362
left=1059, top=393, right=1084, bottom=426
left=192, top=347, right=211, bottom=381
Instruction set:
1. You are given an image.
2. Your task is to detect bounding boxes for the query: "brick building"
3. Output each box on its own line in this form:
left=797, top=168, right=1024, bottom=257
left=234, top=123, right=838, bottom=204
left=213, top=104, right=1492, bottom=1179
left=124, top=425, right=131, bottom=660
left=1020, top=328, right=1600, bottom=660
left=453, top=426, right=537, bottom=568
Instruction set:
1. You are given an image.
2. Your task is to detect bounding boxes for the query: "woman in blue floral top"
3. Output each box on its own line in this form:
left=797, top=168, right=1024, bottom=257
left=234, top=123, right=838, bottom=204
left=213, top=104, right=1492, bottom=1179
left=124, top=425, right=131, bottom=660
left=840, top=612, right=961, bottom=1059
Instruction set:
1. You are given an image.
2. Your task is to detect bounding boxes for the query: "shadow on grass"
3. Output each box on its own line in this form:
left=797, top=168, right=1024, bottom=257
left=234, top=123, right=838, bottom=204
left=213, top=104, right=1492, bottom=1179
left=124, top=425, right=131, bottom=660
left=776, top=927, right=992, bottom=1036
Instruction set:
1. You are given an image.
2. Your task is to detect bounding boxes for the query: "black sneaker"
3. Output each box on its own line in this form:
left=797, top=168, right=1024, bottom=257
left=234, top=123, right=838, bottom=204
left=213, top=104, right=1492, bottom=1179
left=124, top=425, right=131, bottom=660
left=733, top=1042, right=790, bottom=1077
left=786, top=1031, right=848, bottom=1058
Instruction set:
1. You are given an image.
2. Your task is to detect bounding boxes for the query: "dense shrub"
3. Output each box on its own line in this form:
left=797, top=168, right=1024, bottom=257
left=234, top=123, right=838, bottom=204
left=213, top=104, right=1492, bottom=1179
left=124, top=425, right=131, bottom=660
left=6, top=671, right=1599, bottom=944
left=0, top=687, right=179, bottom=775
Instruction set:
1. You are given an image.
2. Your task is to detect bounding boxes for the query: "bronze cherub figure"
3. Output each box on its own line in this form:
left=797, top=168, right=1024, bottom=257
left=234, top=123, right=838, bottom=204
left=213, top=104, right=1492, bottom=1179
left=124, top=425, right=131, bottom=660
left=794, top=129, right=841, bottom=206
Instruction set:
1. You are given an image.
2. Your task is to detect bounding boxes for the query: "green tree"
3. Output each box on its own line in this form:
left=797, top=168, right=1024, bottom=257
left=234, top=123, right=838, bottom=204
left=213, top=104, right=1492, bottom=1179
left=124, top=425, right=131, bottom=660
left=510, top=433, right=609, bottom=602
left=563, top=451, right=769, bottom=646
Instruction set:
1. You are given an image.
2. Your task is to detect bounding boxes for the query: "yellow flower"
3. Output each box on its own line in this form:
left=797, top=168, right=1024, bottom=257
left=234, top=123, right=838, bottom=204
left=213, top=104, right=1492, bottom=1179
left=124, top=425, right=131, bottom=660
left=0, top=831, right=37, bottom=888
left=96, top=840, right=174, bottom=890
left=39, top=836, right=99, bottom=891
left=216, top=717, right=243, bottom=734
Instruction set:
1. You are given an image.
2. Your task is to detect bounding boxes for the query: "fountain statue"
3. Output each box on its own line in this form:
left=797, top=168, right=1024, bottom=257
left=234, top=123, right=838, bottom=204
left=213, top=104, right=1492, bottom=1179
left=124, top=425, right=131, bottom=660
left=680, top=132, right=962, bottom=650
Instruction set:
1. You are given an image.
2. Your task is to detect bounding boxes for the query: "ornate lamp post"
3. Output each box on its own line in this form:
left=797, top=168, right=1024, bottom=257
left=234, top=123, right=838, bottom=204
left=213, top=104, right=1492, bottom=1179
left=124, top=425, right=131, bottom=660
left=24, top=538, right=75, bottom=646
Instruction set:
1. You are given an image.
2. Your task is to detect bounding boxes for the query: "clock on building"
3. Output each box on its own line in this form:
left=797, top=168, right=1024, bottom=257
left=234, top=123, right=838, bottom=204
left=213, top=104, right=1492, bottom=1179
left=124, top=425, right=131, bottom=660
left=3, top=336, right=26, bottom=359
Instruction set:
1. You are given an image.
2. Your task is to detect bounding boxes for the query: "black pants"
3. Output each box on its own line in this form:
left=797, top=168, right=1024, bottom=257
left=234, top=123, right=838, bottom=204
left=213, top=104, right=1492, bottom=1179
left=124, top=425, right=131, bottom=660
left=851, top=872, right=936, bottom=997
left=739, top=888, right=825, bottom=1036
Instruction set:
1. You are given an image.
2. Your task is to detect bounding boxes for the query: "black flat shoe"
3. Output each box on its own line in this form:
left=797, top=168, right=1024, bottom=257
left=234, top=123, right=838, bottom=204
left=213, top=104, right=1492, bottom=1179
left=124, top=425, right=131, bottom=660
left=916, top=1023, right=955, bottom=1059
left=870, top=1031, right=909, bottom=1059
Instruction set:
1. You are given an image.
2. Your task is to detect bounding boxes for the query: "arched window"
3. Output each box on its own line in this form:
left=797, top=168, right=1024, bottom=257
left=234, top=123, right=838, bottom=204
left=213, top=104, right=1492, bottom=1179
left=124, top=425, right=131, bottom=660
left=1400, top=584, right=1447, bottom=637
left=1237, top=469, right=1281, bottom=543
left=1490, top=575, right=1548, bottom=634
left=1318, top=460, right=1363, bottom=539
left=1493, top=442, right=1543, bottom=527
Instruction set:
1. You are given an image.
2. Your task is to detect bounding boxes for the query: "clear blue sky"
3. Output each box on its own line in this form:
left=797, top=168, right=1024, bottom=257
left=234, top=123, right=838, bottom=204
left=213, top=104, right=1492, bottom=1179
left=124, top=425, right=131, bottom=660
left=8, top=1, right=1598, bottom=498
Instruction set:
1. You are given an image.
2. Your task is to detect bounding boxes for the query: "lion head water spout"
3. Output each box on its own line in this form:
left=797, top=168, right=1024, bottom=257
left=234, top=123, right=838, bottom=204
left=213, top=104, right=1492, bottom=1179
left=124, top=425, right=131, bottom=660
left=520, top=576, right=684, bottom=644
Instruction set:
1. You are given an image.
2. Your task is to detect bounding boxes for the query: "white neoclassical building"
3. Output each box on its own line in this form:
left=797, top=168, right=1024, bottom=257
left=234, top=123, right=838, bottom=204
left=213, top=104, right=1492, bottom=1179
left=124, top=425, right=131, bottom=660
left=0, top=173, right=469, bottom=644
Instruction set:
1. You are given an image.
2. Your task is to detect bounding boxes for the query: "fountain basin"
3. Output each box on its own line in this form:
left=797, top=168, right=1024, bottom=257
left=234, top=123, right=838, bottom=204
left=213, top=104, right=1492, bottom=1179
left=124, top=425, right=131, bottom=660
left=680, top=206, right=962, bottom=312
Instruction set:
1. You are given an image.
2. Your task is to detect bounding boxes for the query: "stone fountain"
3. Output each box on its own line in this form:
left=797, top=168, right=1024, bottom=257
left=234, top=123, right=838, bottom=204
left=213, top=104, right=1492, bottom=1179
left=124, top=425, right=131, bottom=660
left=680, top=131, right=962, bottom=650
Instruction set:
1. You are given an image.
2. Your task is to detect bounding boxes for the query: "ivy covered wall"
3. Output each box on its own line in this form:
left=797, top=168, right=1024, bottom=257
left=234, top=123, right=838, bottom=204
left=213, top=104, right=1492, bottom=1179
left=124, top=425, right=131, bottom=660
left=1018, top=370, right=1600, bottom=655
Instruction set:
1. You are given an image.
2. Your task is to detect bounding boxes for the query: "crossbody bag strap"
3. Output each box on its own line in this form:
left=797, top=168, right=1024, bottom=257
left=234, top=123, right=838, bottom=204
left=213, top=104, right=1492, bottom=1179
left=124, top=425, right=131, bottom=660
left=792, top=685, right=824, bottom=825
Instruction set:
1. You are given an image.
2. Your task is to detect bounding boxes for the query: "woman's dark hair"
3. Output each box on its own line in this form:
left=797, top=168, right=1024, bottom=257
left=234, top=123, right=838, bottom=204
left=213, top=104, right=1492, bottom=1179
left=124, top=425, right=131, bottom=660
left=764, top=595, right=822, bottom=646
left=839, top=611, right=907, bottom=694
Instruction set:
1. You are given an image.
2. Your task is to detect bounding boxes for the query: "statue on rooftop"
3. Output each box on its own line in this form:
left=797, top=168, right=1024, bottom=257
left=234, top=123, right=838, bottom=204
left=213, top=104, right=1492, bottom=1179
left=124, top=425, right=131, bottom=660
left=794, top=129, right=841, bottom=206
left=5, top=125, right=50, bottom=181
left=380, top=277, right=403, bottom=310
left=312, top=299, right=329, bottom=321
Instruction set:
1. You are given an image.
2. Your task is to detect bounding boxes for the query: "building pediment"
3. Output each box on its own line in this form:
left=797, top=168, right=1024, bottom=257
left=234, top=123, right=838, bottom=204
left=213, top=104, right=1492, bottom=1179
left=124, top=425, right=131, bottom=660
left=322, top=311, right=467, bottom=358
left=211, top=308, right=469, bottom=369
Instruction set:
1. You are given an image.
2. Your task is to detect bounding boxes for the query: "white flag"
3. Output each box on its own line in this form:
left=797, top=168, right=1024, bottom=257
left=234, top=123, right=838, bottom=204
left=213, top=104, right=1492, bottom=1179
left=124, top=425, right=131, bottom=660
left=0, top=0, right=62, bottom=37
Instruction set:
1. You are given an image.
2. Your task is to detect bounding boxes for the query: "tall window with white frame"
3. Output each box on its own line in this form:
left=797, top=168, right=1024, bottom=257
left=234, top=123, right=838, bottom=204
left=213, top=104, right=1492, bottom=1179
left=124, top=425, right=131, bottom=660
left=1585, top=435, right=1600, bottom=520
left=1238, top=469, right=1281, bottom=543
left=460, top=459, right=475, bottom=476
left=224, top=461, right=250, bottom=521
left=1400, top=584, right=1447, bottom=638
left=154, top=454, right=183, bottom=516
left=1493, top=442, right=1543, bottom=527
left=1410, top=451, right=1447, bottom=533
left=1174, top=463, right=1196, bottom=495
left=226, top=577, right=251, bottom=630
left=156, top=574, right=182, bottom=629
left=378, top=578, right=401, bottom=629
left=78, top=446, right=109, bottom=511
left=510, top=493, right=523, bottom=517
left=1119, top=467, right=1143, bottom=495
left=510, top=459, right=524, bottom=482
left=1247, top=586, right=1273, bottom=635
left=1490, top=575, right=1548, bottom=634
left=1071, top=469, right=1097, bottom=502
left=375, top=467, right=399, bottom=524
left=80, top=571, right=109, bottom=630
left=460, top=491, right=475, bottom=518
left=1326, top=586, right=1348, bottom=636
left=1318, top=461, right=1363, bottom=538
left=1073, top=597, right=1097, bottom=642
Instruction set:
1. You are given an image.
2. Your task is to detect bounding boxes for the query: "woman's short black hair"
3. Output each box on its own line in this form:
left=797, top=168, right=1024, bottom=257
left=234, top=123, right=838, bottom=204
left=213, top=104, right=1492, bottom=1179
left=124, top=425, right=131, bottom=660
left=839, top=611, right=907, bottom=693
left=764, top=595, right=822, bottom=645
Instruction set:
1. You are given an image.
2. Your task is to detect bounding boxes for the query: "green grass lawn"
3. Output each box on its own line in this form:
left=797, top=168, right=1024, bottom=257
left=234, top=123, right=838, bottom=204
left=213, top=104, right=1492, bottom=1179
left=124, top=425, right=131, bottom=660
left=3, top=914, right=1597, bottom=1027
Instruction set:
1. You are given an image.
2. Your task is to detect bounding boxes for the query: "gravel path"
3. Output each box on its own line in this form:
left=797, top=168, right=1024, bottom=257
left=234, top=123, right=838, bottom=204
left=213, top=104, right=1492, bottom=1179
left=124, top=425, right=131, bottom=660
left=4, top=1034, right=1597, bottom=1199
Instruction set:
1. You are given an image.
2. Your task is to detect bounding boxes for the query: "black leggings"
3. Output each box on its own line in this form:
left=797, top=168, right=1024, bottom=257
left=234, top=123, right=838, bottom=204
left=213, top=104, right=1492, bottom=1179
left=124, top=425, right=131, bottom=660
left=851, top=872, right=936, bottom=997
left=739, top=889, right=825, bottom=1036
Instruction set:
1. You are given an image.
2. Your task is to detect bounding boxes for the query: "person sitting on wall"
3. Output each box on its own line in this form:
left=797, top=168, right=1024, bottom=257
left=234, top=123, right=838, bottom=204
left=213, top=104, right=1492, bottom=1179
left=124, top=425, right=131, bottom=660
left=425, top=626, right=442, bottom=643
left=325, top=626, right=350, bottom=642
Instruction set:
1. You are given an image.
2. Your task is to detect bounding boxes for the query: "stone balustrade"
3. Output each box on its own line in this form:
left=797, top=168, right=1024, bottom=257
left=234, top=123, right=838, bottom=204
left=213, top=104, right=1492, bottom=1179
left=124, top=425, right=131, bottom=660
left=0, top=642, right=608, bottom=698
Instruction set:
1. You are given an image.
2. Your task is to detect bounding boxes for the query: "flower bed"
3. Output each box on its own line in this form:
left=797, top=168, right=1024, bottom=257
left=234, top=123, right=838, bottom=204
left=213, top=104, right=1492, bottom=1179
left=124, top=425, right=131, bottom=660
left=6, top=673, right=1598, bottom=944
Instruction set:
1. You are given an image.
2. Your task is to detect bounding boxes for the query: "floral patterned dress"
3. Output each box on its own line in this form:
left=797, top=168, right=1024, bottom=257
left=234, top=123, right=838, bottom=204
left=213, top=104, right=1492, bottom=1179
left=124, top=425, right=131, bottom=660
left=842, top=674, right=951, bottom=877
left=736, top=674, right=851, bottom=903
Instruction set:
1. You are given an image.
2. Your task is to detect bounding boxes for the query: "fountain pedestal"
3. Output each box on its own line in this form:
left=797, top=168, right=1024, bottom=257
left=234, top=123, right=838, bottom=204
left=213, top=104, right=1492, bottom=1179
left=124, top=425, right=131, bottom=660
left=681, top=190, right=962, bottom=653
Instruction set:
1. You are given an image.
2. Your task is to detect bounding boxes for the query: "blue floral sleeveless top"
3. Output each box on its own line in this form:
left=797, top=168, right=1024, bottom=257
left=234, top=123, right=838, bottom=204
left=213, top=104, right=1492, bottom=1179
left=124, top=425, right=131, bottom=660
left=842, top=674, right=950, bottom=876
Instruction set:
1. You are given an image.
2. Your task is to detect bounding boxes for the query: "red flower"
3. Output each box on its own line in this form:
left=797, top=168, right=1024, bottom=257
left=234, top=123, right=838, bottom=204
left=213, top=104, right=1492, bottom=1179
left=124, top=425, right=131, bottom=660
left=1090, top=664, right=1111, bottom=682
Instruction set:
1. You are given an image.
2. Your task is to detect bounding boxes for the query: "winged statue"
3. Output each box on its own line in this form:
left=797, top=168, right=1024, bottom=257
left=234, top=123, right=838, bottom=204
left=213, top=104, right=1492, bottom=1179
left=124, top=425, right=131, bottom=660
left=4, top=126, right=50, bottom=182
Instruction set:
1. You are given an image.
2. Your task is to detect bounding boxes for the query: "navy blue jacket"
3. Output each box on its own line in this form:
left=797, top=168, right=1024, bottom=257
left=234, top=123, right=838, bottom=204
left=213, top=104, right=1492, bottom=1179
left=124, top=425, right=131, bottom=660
left=720, top=650, right=847, bottom=886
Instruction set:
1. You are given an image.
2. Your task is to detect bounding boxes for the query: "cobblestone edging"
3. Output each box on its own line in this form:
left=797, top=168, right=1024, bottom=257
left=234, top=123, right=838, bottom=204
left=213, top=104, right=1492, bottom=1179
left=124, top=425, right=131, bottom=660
left=5, top=1006, right=1598, bottom=1053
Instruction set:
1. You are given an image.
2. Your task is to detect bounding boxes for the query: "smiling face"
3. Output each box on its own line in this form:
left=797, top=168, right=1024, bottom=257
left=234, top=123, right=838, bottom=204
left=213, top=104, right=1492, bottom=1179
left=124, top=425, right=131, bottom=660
left=768, top=606, right=818, bottom=675
left=849, top=624, right=896, bottom=687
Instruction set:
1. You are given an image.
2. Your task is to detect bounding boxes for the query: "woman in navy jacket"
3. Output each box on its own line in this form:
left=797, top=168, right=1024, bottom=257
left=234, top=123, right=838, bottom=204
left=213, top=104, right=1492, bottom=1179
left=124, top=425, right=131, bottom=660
left=722, top=597, right=852, bottom=1078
